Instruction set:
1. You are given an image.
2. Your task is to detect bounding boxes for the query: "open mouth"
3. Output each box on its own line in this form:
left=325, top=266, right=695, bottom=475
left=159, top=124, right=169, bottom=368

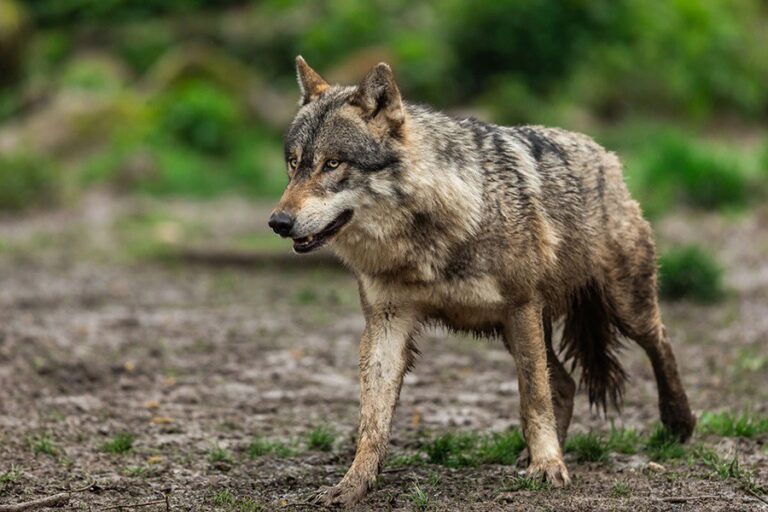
left=292, top=209, right=353, bottom=254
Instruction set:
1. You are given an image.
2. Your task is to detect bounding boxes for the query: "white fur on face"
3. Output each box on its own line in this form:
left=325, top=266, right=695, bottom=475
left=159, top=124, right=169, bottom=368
left=291, top=189, right=361, bottom=239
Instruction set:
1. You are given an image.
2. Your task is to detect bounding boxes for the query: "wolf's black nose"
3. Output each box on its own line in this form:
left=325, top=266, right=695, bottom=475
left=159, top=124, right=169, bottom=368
left=268, top=211, right=295, bottom=237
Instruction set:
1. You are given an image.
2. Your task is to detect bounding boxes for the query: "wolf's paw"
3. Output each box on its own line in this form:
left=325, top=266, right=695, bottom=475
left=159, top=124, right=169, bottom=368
left=313, top=477, right=371, bottom=509
left=527, top=457, right=570, bottom=488
left=661, top=406, right=697, bottom=442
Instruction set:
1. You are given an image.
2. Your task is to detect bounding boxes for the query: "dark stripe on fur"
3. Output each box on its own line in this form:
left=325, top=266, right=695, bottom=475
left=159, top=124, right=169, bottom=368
left=513, top=127, right=569, bottom=164
left=560, top=279, right=627, bottom=412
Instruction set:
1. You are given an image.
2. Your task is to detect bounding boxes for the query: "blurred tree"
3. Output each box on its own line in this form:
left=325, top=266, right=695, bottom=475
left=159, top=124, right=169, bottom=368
left=445, top=0, right=621, bottom=100
left=0, top=0, right=28, bottom=87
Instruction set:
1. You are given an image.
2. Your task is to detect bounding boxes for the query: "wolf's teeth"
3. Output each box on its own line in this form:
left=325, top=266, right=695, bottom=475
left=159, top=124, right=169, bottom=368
left=307, top=235, right=314, bottom=242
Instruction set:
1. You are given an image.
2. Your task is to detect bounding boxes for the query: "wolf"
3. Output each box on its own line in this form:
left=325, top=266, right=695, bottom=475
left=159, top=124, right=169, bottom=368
left=268, top=56, right=696, bottom=507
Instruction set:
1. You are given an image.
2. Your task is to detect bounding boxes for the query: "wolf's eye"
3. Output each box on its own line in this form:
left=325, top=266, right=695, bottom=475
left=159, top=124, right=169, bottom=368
left=288, top=158, right=298, bottom=169
left=324, top=159, right=341, bottom=170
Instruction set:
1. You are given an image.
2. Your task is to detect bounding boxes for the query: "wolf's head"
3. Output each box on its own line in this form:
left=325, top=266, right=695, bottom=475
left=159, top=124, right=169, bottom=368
left=268, top=57, right=408, bottom=254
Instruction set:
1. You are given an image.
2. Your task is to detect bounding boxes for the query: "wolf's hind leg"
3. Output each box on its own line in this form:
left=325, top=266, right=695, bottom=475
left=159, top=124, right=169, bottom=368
left=603, top=236, right=696, bottom=440
left=633, top=324, right=695, bottom=440
left=545, top=317, right=576, bottom=447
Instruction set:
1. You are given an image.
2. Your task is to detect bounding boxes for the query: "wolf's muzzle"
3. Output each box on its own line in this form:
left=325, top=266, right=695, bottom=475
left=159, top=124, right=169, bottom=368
left=268, top=211, right=295, bottom=237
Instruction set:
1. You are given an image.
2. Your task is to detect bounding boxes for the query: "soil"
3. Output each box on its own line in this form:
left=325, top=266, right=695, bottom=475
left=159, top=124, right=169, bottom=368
left=0, top=195, right=766, bottom=511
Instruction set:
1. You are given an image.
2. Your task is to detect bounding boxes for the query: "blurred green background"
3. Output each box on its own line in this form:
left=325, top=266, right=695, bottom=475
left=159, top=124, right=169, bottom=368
left=2, top=0, right=768, bottom=209
left=1, top=0, right=767, bottom=299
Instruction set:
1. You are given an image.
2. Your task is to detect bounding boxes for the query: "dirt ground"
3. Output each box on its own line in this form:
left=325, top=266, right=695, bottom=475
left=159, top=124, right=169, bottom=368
left=0, top=195, right=766, bottom=511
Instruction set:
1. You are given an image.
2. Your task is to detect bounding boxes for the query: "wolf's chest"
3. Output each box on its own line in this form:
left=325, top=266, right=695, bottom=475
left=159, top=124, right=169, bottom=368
left=360, top=274, right=507, bottom=329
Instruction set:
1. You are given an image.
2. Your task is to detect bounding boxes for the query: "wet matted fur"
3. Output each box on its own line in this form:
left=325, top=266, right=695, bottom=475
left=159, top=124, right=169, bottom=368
left=268, top=57, right=696, bottom=508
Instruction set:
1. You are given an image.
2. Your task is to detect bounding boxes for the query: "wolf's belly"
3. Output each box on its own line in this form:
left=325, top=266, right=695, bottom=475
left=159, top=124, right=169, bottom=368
left=424, top=304, right=506, bottom=336
left=360, top=274, right=508, bottom=332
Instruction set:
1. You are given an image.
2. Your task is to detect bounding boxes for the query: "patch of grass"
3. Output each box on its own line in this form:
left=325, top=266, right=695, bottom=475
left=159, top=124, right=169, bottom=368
left=502, top=475, right=551, bottom=492
left=101, top=433, right=135, bottom=454
left=420, top=430, right=526, bottom=468
left=208, top=445, right=233, bottom=465
left=0, top=153, right=63, bottom=212
left=565, top=432, right=609, bottom=463
left=475, top=430, right=527, bottom=465
left=123, top=466, right=146, bottom=477
left=427, top=471, right=442, bottom=487
left=213, top=489, right=236, bottom=506
left=659, top=246, right=724, bottom=303
left=607, top=426, right=641, bottom=455
left=0, top=466, right=22, bottom=492
left=248, top=438, right=299, bottom=458
left=213, top=489, right=263, bottom=511
left=422, top=432, right=478, bottom=467
left=389, top=453, right=426, bottom=467
left=644, top=426, right=686, bottom=461
left=306, top=426, right=335, bottom=452
left=610, top=481, right=631, bottom=498
left=31, top=434, right=57, bottom=456
left=407, top=482, right=430, bottom=511
left=697, top=411, right=768, bottom=438
left=695, top=448, right=766, bottom=497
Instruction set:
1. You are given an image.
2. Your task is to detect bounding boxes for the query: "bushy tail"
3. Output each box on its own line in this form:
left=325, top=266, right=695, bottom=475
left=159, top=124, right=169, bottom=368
left=560, top=280, right=628, bottom=412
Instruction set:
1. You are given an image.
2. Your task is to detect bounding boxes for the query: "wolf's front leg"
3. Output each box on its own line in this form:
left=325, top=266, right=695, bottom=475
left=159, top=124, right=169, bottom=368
left=317, top=307, right=417, bottom=508
left=504, top=302, right=570, bottom=487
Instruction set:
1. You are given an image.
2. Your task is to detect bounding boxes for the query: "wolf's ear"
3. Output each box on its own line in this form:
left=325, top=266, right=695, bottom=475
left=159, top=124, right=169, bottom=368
left=296, top=56, right=329, bottom=105
left=350, top=62, right=404, bottom=133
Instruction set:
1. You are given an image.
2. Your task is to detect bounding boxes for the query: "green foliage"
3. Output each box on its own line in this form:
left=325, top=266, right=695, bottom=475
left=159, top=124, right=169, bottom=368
left=695, top=448, right=766, bottom=496
left=501, top=475, right=551, bottom=492
left=115, top=23, right=174, bottom=73
left=101, top=433, right=135, bottom=454
left=213, top=489, right=263, bottom=512
left=630, top=133, right=748, bottom=215
left=248, top=438, right=298, bottom=458
left=423, top=432, right=478, bottom=467
left=446, top=0, right=617, bottom=97
left=421, top=430, right=525, bottom=468
left=0, top=153, right=62, bottom=212
left=78, top=84, right=286, bottom=199
left=208, top=445, right=233, bottom=465
left=60, top=56, right=124, bottom=92
left=213, top=489, right=236, bottom=506
left=568, top=0, right=768, bottom=120
left=659, top=246, right=724, bottom=303
left=407, top=482, right=430, bottom=511
left=565, top=432, right=609, bottom=463
left=26, top=0, right=242, bottom=26
left=124, top=466, right=146, bottom=477
left=610, top=481, right=631, bottom=498
left=306, top=426, right=335, bottom=452
left=697, top=411, right=768, bottom=438
left=7, top=0, right=768, bottom=203
left=31, top=434, right=57, bottom=456
left=0, top=466, right=22, bottom=491
left=475, top=431, right=527, bottom=465
left=607, top=426, right=640, bottom=455
left=158, top=81, right=240, bottom=156
left=644, top=425, right=686, bottom=461
left=388, top=453, right=425, bottom=467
